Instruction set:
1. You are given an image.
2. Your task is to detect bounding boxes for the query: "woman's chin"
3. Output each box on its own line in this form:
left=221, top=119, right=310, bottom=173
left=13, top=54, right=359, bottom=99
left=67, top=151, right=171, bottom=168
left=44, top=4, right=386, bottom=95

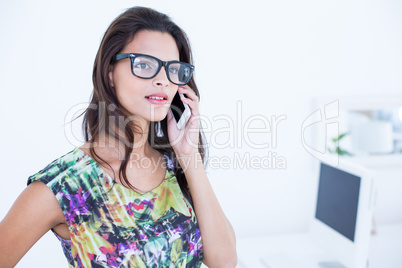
left=146, top=107, right=169, bottom=121
left=150, top=116, right=166, bottom=122
left=149, top=113, right=168, bottom=122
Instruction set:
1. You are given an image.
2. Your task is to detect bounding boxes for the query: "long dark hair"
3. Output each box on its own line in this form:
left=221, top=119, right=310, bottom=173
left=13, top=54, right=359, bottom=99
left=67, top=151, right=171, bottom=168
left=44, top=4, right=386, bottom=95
left=80, top=6, right=207, bottom=205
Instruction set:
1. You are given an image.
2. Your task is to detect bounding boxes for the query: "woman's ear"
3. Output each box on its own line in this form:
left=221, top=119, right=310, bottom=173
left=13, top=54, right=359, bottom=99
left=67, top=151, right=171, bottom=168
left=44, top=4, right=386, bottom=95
left=108, top=66, right=115, bottom=88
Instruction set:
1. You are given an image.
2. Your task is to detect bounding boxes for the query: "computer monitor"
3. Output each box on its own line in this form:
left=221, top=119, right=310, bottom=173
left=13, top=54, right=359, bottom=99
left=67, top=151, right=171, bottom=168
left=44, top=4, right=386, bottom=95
left=309, top=159, right=375, bottom=268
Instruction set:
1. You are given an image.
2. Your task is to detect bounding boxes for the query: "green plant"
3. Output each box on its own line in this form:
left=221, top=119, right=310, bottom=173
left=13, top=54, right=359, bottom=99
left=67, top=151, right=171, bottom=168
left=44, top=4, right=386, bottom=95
left=328, top=132, right=353, bottom=156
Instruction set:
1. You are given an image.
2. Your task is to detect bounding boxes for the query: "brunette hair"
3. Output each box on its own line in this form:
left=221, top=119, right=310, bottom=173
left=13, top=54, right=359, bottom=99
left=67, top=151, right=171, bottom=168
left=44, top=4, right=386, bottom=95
left=79, top=6, right=207, bottom=205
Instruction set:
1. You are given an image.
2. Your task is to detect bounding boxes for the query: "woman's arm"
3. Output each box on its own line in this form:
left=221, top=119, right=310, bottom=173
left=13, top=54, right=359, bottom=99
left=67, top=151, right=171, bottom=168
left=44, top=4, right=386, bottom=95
left=167, top=85, right=237, bottom=267
left=0, top=181, right=65, bottom=267
left=181, top=153, right=237, bottom=268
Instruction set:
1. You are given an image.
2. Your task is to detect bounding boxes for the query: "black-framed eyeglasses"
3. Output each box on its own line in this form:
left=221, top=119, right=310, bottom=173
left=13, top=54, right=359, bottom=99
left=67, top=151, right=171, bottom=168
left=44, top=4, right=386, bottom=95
left=114, top=53, right=195, bottom=86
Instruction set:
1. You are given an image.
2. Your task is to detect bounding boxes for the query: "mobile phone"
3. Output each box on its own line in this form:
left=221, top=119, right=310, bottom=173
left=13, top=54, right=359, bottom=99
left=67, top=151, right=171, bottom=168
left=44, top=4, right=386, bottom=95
left=170, top=92, right=191, bottom=129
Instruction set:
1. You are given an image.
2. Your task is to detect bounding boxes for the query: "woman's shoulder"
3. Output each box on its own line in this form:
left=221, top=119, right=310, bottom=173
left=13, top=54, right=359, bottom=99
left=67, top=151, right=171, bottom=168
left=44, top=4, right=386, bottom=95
left=27, top=147, right=94, bottom=188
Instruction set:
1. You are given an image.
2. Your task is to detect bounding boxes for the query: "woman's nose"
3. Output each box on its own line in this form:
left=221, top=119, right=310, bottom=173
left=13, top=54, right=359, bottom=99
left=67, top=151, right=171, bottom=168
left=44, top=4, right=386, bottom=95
left=152, top=67, right=170, bottom=87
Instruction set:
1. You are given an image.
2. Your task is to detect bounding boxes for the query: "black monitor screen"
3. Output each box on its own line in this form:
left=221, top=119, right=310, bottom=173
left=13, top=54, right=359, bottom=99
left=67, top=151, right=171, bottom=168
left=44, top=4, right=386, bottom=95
left=315, top=162, right=361, bottom=242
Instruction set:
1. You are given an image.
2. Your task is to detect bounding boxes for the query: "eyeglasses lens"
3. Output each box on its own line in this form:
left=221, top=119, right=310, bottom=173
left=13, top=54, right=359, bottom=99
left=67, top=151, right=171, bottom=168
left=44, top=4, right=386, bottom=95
left=168, top=63, right=192, bottom=85
left=133, top=56, right=158, bottom=78
left=132, top=55, right=191, bottom=85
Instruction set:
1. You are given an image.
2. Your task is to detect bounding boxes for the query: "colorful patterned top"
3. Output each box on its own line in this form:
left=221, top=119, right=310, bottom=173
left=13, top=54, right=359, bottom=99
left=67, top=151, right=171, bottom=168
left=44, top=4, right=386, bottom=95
left=27, top=148, right=203, bottom=268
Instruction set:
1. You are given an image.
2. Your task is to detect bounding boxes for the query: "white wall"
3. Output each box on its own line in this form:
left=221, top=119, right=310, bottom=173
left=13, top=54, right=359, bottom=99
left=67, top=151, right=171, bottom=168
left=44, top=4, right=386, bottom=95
left=1, top=0, right=402, bottom=267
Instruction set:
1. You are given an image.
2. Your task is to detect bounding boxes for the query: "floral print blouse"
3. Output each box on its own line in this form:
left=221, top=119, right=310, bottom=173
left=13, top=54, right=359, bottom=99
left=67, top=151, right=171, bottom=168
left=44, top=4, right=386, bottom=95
left=27, top=148, right=203, bottom=267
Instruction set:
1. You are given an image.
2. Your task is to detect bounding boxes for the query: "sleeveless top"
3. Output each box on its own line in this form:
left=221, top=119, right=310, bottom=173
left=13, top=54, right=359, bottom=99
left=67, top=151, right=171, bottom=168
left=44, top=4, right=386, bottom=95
left=27, top=148, right=203, bottom=268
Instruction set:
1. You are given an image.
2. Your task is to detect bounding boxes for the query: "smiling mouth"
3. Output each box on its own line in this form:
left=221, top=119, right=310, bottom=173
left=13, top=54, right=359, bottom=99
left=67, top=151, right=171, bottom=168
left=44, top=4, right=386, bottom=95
left=145, top=96, right=166, bottom=100
left=145, top=96, right=167, bottom=105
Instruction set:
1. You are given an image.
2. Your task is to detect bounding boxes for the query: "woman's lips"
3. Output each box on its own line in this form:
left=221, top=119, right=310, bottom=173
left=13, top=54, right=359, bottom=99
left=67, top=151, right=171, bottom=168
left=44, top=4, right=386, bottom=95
left=145, top=93, right=168, bottom=105
left=145, top=97, right=167, bottom=105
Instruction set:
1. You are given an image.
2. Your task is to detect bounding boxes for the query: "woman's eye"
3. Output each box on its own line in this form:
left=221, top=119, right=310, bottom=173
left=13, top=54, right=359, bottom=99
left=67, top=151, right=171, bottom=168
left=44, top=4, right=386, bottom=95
left=169, top=67, right=179, bottom=74
left=135, top=63, right=150, bottom=69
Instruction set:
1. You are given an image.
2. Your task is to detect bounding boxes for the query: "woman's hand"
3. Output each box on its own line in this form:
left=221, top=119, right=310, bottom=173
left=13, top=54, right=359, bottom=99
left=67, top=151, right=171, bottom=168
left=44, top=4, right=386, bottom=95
left=167, top=85, right=200, bottom=160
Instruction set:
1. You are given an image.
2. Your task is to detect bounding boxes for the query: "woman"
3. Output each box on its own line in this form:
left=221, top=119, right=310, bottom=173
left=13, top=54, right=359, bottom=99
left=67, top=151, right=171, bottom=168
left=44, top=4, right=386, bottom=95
left=0, top=6, right=237, bottom=268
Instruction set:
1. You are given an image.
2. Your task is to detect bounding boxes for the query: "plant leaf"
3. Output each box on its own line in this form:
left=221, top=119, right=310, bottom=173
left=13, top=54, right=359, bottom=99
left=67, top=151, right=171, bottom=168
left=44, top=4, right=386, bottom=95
left=337, top=132, right=349, bottom=141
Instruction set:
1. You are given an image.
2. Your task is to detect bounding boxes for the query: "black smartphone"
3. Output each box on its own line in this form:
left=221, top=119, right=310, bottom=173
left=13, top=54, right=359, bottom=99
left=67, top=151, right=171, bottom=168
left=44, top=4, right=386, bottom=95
left=170, top=92, right=191, bottom=129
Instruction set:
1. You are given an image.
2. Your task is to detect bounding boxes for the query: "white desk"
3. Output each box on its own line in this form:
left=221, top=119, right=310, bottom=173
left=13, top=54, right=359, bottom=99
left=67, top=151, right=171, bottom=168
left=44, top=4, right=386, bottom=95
left=236, top=224, right=402, bottom=268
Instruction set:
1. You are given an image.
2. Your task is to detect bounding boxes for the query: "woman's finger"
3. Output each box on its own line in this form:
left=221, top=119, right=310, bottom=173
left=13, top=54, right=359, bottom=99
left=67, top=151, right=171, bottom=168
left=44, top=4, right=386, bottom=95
left=178, top=86, right=199, bottom=102
left=180, top=94, right=199, bottom=116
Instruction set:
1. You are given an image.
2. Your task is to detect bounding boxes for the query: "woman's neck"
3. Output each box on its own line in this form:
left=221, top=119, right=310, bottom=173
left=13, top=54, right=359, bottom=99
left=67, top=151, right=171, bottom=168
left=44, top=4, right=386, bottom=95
left=84, top=117, right=155, bottom=163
